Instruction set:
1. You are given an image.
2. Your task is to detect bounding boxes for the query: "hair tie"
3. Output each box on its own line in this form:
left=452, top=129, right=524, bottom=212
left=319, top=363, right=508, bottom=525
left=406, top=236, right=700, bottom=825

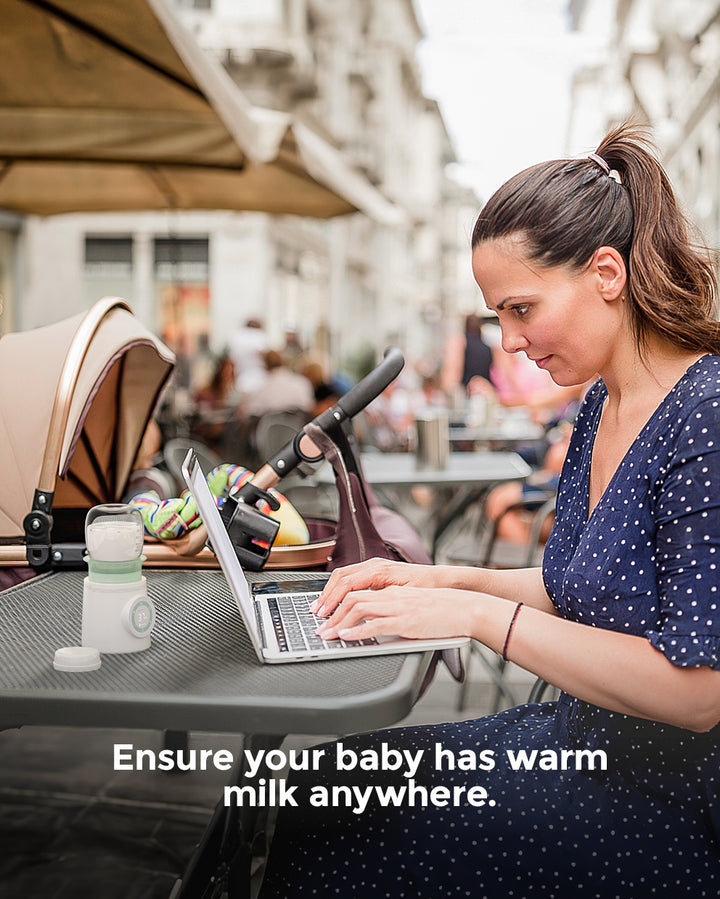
left=588, top=152, right=622, bottom=184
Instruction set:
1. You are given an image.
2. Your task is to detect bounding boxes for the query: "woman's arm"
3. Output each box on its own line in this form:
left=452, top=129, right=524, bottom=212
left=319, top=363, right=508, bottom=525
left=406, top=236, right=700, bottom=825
left=487, top=601, right=720, bottom=732
left=439, top=563, right=557, bottom=612
left=317, top=582, right=720, bottom=733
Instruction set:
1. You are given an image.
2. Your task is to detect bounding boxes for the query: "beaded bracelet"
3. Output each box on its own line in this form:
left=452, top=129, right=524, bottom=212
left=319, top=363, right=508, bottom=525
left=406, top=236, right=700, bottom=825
left=502, top=602, right=524, bottom=662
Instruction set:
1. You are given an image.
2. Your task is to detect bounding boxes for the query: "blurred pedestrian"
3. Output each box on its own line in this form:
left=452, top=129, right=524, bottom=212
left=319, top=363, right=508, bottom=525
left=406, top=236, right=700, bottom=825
left=228, top=318, right=268, bottom=398
left=245, top=349, right=315, bottom=417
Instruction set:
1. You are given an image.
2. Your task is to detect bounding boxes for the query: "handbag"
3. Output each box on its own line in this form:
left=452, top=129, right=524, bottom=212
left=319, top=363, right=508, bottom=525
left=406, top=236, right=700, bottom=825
left=302, top=418, right=464, bottom=686
left=304, top=420, right=431, bottom=569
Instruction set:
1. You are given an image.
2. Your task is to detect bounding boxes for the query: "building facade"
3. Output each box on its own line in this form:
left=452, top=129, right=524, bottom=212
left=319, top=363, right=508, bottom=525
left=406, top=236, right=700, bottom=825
left=569, top=0, right=720, bottom=253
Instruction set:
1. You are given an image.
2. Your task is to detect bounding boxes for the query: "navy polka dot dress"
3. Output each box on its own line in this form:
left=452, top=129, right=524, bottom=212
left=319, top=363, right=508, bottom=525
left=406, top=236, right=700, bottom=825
left=260, top=356, right=720, bottom=898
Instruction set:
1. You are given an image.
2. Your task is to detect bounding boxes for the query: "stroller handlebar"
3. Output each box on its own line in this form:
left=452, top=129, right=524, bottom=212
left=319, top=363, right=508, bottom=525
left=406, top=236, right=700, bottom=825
left=251, top=346, right=405, bottom=489
left=334, top=345, right=405, bottom=421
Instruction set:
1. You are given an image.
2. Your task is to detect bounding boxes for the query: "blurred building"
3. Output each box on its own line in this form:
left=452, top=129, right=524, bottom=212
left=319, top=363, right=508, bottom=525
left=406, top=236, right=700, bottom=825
left=0, top=212, right=21, bottom=336
left=8, top=0, right=480, bottom=385
left=569, top=0, right=720, bottom=252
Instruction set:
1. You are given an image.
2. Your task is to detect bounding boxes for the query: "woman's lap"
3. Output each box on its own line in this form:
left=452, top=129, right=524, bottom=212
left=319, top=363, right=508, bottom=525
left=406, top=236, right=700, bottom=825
left=260, top=704, right=720, bottom=897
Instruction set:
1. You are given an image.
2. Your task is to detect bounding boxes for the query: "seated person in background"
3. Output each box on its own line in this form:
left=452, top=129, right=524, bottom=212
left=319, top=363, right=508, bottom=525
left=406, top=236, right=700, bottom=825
left=298, top=356, right=327, bottom=393
left=298, top=355, right=345, bottom=417
left=244, top=349, right=315, bottom=418
left=193, top=352, right=237, bottom=412
left=312, top=381, right=341, bottom=416
left=191, top=352, right=238, bottom=452
left=483, top=419, right=572, bottom=545
left=483, top=375, right=592, bottom=543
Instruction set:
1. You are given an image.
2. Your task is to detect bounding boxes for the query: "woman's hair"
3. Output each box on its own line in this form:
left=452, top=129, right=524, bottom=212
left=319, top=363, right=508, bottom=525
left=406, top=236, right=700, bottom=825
left=471, top=122, right=720, bottom=356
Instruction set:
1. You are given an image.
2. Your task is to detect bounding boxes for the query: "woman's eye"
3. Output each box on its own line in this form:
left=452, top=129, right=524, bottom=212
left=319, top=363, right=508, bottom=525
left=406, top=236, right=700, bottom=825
left=512, top=304, right=530, bottom=317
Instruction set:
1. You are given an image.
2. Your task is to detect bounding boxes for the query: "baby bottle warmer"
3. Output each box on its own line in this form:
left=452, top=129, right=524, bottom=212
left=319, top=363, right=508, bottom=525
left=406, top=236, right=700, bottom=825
left=82, top=504, right=155, bottom=653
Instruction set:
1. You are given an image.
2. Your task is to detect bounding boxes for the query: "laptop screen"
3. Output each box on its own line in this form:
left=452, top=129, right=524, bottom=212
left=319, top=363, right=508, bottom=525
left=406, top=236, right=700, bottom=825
left=181, top=449, right=265, bottom=660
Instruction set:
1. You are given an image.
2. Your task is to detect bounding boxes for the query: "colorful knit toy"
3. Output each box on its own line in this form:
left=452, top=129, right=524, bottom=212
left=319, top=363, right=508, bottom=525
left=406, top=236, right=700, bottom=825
left=130, top=464, right=310, bottom=546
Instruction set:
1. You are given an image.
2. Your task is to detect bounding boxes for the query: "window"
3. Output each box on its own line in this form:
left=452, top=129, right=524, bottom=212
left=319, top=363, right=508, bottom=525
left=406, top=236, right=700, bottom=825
left=153, top=237, right=209, bottom=282
left=84, top=236, right=133, bottom=277
left=174, top=0, right=211, bottom=9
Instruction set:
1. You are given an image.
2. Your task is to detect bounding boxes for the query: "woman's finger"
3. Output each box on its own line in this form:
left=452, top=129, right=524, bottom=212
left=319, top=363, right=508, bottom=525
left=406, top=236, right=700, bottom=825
left=319, top=587, right=474, bottom=641
left=336, top=617, right=406, bottom=642
left=317, top=590, right=418, bottom=639
left=311, top=569, right=368, bottom=615
left=315, top=590, right=381, bottom=636
left=311, top=559, right=399, bottom=615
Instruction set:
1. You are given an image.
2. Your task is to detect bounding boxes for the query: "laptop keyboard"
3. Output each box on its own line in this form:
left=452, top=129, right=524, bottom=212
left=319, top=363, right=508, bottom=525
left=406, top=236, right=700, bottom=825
left=265, top=593, right=379, bottom=653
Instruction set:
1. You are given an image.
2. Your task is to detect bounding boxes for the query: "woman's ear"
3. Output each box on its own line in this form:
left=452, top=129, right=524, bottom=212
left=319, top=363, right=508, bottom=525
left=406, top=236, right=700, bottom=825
left=593, top=246, right=627, bottom=301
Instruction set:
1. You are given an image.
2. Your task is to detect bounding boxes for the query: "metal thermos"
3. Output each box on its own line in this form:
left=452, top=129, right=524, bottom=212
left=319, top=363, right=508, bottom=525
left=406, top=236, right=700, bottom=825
left=415, top=410, right=449, bottom=469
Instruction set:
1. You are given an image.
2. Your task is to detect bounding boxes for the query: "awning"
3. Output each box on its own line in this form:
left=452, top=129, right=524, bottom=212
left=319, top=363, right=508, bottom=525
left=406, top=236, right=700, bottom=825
left=0, top=0, right=405, bottom=224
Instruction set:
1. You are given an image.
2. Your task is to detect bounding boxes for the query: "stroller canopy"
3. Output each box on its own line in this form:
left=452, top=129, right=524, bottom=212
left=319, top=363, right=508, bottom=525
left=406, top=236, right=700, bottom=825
left=0, top=298, right=175, bottom=539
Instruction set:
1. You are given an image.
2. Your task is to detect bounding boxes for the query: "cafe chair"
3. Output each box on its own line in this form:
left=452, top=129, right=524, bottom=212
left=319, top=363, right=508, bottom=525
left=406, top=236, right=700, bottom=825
left=253, top=408, right=340, bottom=522
left=253, top=408, right=312, bottom=461
left=527, top=677, right=558, bottom=703
left=481, top=489, right=557, bottom=569
left=163, top=437, right=222, bottom=494
left=456, top=489, right=557, bottom=714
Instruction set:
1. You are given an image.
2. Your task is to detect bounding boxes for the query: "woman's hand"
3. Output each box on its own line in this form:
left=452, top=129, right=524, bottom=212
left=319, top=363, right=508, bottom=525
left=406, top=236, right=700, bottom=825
left=310, top=557, right=443, bottom=618
left=314, top=584, right=478, bottom=642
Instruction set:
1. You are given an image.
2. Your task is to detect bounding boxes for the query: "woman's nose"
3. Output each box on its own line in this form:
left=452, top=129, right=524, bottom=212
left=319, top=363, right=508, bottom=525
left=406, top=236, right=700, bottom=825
left=501, top=327, right=528, bottom=354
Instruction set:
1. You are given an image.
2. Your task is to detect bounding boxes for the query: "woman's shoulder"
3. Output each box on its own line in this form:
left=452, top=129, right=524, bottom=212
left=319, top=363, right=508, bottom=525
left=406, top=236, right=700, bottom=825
left=667, top=354, right=720, bottom=424
left=655, top=355, right=720, bottom=466
left=573, top=377, right=606, bottom=420
left=683, top=354, right=720, bottom=398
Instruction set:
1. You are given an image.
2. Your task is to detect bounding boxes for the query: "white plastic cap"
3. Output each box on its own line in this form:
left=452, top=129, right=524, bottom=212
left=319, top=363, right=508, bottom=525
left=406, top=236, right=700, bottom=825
left=53, top=646, right=102, bottom=672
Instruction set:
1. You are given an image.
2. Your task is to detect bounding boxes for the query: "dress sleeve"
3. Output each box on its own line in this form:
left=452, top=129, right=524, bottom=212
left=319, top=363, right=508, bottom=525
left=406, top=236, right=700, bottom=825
left=646, top=396, right=720, bottom=668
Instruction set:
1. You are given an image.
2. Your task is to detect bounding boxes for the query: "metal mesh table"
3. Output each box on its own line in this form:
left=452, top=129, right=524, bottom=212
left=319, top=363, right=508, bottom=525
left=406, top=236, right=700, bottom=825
left=0, top=569, right=432, bottom=735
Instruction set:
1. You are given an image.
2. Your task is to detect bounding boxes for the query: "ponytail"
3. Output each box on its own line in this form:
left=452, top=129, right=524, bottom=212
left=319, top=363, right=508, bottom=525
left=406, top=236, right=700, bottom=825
left=595, top=124, right=720, bottom=356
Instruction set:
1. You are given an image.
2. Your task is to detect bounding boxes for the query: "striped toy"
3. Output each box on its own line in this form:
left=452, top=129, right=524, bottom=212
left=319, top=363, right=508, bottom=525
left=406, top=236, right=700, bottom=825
left=130, top=464, right=310, bottom=545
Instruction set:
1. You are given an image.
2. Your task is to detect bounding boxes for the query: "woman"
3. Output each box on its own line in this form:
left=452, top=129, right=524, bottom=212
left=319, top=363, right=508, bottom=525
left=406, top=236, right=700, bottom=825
left=461, top=312, right=494, bottom=389
left=260, top=124, right=720, bottom=897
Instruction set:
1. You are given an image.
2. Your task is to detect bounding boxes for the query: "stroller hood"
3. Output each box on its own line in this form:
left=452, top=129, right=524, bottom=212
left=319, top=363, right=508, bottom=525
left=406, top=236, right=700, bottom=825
left=0, top=298, right=175, bottom=539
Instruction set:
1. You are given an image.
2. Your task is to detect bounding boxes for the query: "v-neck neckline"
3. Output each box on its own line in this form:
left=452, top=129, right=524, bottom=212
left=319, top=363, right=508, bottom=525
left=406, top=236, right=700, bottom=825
left=583, top=355, right=708, bottom=526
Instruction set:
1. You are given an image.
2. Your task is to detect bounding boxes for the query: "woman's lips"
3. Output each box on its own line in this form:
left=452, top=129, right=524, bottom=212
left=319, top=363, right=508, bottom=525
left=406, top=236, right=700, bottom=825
left=533, top=355, right=552, bottom=369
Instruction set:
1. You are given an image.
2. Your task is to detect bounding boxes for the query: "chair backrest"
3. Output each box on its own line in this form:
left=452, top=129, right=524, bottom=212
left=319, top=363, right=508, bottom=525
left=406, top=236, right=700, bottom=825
left=163, top=438, right=221, bottom=494
left=482, top=490, right=557, bottom=569
left=253, top=408, right=311, bottom=462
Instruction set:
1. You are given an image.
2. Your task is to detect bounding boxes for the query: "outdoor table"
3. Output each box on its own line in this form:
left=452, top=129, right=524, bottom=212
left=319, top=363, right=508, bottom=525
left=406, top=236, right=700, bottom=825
left=449, top=420, right=545, bottom=449
left=320, top=450, right=532, bottom=560
left=0, top=568, right=434, bottom=897
left=357, top=449, right=530, bottom=488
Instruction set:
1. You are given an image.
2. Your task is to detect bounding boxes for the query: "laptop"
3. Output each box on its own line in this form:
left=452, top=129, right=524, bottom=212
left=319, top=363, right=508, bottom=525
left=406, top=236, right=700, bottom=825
left=181, top=448, right=467, bottom=664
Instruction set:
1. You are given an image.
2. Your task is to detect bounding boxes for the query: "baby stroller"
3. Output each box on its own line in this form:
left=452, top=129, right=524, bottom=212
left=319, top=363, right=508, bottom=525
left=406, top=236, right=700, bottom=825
left=0, top=297, right=175, bottom=578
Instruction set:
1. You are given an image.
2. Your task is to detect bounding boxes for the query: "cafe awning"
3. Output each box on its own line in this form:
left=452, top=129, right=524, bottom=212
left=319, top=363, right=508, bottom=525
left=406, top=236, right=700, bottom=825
left=0, top=0, right=404, bottom=224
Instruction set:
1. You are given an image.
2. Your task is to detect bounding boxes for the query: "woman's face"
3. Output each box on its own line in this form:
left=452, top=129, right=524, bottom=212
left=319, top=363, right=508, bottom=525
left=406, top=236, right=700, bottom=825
left=471, top=237, right=623, bottom=387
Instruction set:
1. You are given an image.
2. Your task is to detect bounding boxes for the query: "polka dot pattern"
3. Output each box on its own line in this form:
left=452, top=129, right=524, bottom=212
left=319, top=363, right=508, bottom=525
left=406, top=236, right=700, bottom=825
left=545, top=354, right=720, bottom=668
left=260, top=356, right=720, bottom=898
